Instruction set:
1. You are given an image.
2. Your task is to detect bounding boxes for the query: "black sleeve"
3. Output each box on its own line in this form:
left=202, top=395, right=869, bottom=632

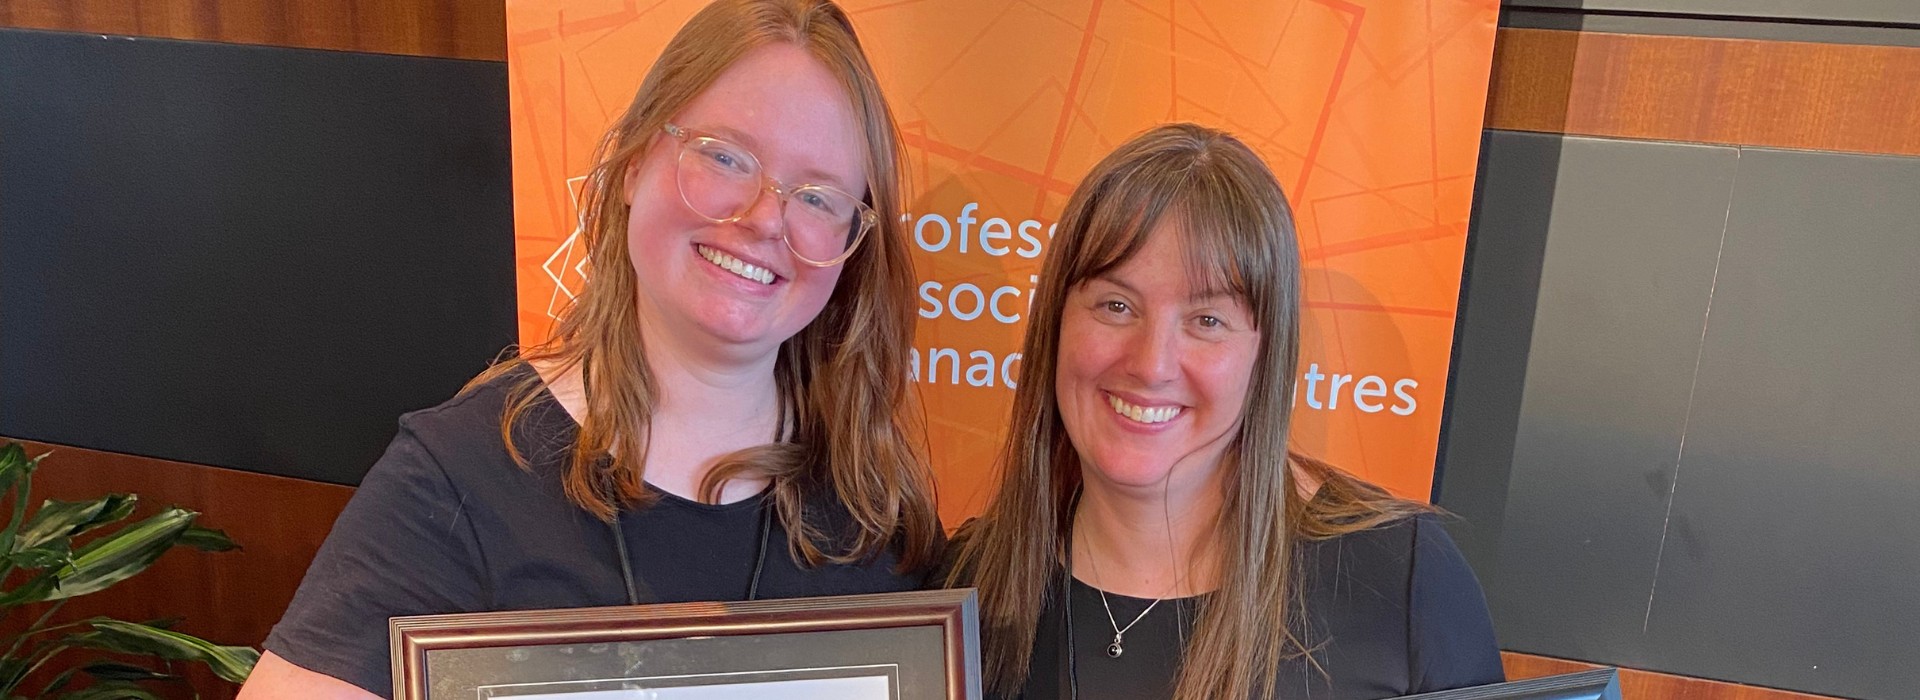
left=263, top=421, right=490, bottom=698
left=1406, top=515, right=1505, bottom=692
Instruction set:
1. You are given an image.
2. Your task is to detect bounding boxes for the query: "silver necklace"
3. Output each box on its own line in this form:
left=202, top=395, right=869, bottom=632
left=1079, top=528, right=1164, bottom=658
left=1095, top=586, right=1161, bottom=658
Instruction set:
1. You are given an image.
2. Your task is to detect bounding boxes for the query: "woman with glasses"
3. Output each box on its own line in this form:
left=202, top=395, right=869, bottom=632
left=937, top=123, right=1502, bottom=699
left=240, top=1, right=939, bottom=698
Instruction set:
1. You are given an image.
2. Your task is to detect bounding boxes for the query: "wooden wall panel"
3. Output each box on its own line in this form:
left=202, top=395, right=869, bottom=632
left=1505, top=652, right=1842, bottom=700
left=0, top=439, right=354, bottom=698
left=0, top=0, right=505, bottom=60
left=1486, top=28, right=1920, bottom=157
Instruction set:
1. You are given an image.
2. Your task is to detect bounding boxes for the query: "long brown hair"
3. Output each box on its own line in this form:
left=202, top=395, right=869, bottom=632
left=470, top=0, right=938, bottom=571
left=949, top=123, right=1429, bottom=698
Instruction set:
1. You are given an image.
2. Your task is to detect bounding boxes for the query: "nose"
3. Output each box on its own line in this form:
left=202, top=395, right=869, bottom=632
left=737, top=182, right=788, bottom=241
left=1121, top=319, right=1181, bottom=386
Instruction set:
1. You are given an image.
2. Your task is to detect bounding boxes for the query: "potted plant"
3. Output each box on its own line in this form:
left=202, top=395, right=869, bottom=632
left=0, top=442, right=258, bottom=698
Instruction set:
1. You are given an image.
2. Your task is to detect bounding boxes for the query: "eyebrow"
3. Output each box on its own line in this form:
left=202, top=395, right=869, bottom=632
left=703, top=124, right=760, bottom=150
left=1090, top=273, right=1236, bottom=304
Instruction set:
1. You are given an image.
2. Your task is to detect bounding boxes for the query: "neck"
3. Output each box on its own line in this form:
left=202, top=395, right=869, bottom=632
left=634, top=310, right=783, bottom=503
left=1071, top=465, right=1227, bottom=598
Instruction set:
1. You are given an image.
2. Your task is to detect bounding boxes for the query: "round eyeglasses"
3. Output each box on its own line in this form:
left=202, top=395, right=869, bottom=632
left=663, top=123, right=875, bottom=267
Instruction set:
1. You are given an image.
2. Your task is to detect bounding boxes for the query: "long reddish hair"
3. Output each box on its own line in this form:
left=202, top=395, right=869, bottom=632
left=470, top=0, right=938, bottom=571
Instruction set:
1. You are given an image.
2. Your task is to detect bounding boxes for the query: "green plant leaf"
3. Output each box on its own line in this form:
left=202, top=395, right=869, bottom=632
left=35, top=664, right=83, bottom=697
left=0, top=443, right=46, bottom=561
left=0, top=658, right=28, bottom=692
left=7, top=539, right=70, bottom=569
left=134, top=618, right=182, bottom=631
left=71, top=620, right=258, bottom=684
left=0, top=571, right=57, bottom=606
left=80, top=661, right=177, bottom=682
left=37, top=509, right=198, bottom=602
left=176, top=526, right=238, bottom=553
left=55, top=679, right=163, bottom=700
left=0, top=443, right=35, bottom=494
left=15, top=495, right=138, bottom=553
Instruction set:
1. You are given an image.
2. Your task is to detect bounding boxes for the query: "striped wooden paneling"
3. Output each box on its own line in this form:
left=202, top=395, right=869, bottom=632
left=1486, top=28, right=1920, bottom=157
left=0, top=0, right=504, bottom=60
left=1, top=439, right=355, bottom=698
left=1504, top=652, right=1842, bottom=700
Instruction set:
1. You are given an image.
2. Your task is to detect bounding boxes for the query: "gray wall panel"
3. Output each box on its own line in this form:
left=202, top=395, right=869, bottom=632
left=1488, top=134, right=1737, bottom=664
left=1502, top=9, right=1920, bottom=47
left=1637, top=149, right=1920, bottom=699
left=1504, top=0, right=1920, bottom=26
left=1437, top=131, right=1557, bottom=579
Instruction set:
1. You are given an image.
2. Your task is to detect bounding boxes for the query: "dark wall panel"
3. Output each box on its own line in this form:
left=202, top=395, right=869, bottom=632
left=1444, top=129, right=1920, bottom=699
left=0, top=29, right=515, bottom=485
left=1436, top=130, right=1556, bottom=573
left=1639, top=148, right=1920, bottom=699
left=1478, top=133, right=1736, bottom=665
left=1503, top=0, right=1920, bottom=26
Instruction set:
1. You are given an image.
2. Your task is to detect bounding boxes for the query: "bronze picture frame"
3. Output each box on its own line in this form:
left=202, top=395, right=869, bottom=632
left=390, top=588, right=981, bottom=700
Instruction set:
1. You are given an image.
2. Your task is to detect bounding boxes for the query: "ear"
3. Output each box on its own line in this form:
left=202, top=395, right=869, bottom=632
left=621, top=152, right=645, bottom=207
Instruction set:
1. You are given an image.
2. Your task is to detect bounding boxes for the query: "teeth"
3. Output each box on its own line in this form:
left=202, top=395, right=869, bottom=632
left=698, top=245, right=774, bottom=285
left=1107, top=394, right=1182, bottom=424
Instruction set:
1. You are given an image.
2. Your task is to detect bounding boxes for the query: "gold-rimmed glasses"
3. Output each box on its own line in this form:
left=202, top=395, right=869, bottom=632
left=663, top=123, right=875, bottom=267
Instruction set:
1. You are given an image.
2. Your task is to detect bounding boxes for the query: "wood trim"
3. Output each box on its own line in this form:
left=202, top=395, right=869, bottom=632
left=1, top=439, right=355, bottom=699
left=391, top=590, right=979, bottom=700
left=1486, top=28, right=1920, bottom=157
left=0, top=0, right=505, bottom=61
left=1504, top=651, right=1842, bottom=700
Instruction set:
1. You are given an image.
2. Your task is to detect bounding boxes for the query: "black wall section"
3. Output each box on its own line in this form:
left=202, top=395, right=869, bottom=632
left=0, top=29, right=515, bottom=485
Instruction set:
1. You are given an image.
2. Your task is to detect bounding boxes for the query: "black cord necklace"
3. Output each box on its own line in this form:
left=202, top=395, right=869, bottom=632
left=610, top=495, right=774, bottom=605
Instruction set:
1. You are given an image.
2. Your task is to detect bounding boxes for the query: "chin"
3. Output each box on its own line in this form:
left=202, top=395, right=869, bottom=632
left=1081, top=453, right=1178, bottom=489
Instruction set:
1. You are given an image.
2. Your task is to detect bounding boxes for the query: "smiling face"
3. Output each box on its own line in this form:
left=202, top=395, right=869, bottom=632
left=622, top=42, right=868, bottom=364
left=1054, top=218, right=1261, bottom=498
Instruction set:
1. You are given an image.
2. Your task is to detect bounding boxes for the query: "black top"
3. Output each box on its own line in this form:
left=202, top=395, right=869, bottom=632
left=264, top=367, right=925, bottom=697
left=944, top=515, right=1503, bottom=700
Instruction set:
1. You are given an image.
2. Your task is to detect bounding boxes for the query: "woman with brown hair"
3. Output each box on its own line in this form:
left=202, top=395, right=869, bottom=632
left=241, top=1, right=939, bottom=697
left=940, top=123, right=1502, bottom=699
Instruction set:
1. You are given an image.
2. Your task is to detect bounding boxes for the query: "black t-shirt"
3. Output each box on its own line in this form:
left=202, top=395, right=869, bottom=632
left=264, top=368, right=926, bottom=697
left=943, top=515, right=1504, bottom=699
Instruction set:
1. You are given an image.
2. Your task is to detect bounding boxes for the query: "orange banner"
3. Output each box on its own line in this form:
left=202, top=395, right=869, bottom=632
left=507, top=0, right=1500, bottom=525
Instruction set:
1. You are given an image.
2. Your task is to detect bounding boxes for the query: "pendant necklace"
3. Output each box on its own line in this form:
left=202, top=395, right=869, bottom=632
left=1079, top=527, right=1164, bottom=658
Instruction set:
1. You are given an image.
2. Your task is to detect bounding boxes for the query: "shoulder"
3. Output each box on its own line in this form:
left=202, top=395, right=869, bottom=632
left=396, top=364, right=536, bottom=445
left=1391, top=515, right=1503, bottom=689
left=1299, top=510, right=1420, bottom=557
left=1295, top=514, right=1502, bottom=690
left=820, top=481, right=950, bottom=555
left=389, top=364, right=573, bottom=479
left=1397, top=513, right=1490, bottom=620
left=1300, top=513, right=1478, bottom=578
left=923, top=519, right=976, bottom=589
left=1294, top=512, right=1458, bottom=611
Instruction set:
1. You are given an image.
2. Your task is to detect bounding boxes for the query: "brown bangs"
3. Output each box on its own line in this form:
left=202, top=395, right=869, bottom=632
left=1062, top=150, right=1268, bottom=325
